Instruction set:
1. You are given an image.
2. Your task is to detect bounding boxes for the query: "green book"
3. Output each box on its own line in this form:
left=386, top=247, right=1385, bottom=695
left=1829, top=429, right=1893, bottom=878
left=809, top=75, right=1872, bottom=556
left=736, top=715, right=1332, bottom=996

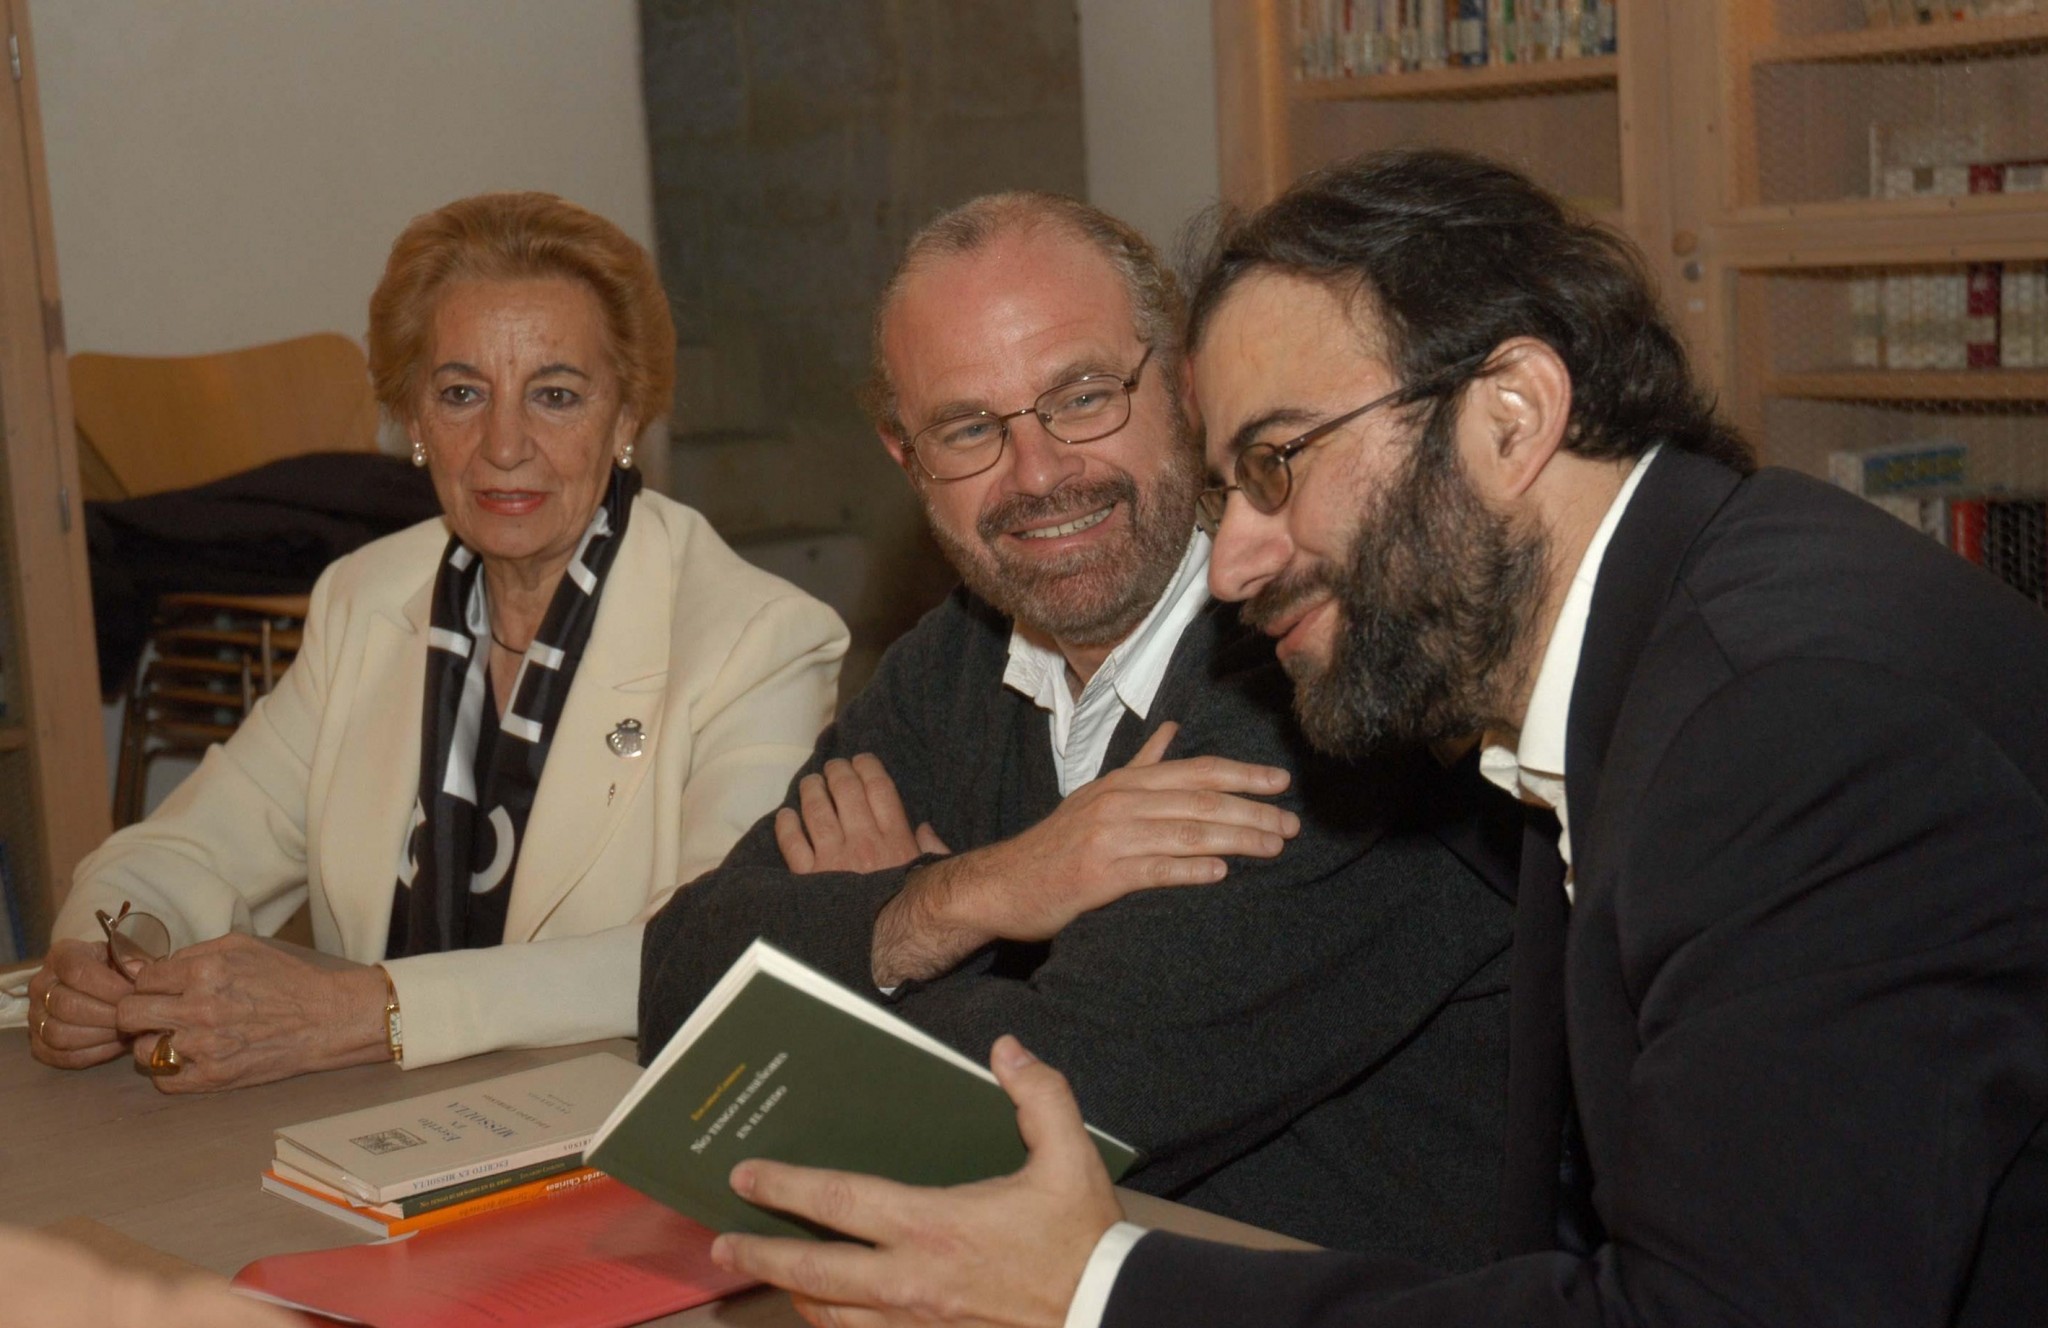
left=586, top=939, right=1138, bottom=1239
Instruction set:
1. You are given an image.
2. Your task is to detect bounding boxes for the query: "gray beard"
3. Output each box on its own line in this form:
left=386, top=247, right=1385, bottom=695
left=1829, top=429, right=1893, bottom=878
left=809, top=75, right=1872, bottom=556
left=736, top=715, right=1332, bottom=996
left=923, top=450, right=1201, bottom=650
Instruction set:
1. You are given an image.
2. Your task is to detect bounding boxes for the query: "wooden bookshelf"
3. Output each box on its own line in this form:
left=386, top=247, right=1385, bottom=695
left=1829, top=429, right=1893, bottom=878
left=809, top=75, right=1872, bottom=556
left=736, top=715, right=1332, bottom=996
left=1751, top=13, right=2048, bottom=65
left=1770, top=370, right=2048, bottom=405
left=1708, top=0, right=2048, bottom=489
left=1293, top=54, right=1618, bottom=101
left=0, top=0, right=111, bottom=952
left=1213, top=1, right=2048, bottom=498
left=1213, top=1, right=1666, bottom=294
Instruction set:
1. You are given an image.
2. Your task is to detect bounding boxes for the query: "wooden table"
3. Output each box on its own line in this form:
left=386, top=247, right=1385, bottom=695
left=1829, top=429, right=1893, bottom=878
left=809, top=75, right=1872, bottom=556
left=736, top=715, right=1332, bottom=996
left=2, top=1032, right=1309, bottom=1324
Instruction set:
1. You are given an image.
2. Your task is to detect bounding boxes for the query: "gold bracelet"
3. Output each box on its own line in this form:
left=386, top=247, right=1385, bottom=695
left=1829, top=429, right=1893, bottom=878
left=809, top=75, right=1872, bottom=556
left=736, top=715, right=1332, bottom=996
left=377, top=965, right=403, bottom=1064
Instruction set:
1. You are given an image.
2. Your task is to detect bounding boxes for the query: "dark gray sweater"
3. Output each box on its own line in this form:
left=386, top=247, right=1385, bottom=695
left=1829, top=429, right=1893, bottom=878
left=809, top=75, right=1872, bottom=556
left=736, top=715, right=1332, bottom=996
left=641, top=587, right=1513, bottom=1266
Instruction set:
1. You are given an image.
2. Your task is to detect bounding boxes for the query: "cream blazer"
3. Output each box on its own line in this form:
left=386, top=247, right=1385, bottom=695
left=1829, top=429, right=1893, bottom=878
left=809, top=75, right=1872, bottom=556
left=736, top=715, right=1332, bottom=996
left=55, top=492, right=847, bottom=1067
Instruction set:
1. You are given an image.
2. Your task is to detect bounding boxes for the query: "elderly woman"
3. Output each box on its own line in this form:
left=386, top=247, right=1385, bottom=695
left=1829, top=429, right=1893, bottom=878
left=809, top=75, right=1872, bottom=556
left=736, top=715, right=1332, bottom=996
left=26, top=192, right=846, bottom=1091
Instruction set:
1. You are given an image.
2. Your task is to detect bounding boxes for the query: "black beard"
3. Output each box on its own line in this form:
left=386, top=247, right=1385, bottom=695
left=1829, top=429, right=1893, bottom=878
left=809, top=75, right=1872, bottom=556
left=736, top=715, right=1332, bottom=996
left=923, top=442, right=1202, bottom=649
left=1246, top=423, right=1546, bottom=757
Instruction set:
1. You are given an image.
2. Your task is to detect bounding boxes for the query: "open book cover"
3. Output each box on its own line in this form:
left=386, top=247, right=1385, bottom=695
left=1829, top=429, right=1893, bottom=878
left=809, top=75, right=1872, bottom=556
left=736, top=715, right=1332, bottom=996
left=586, top=938, right=1139, bottom=1239
left=232, top=1174, right=752, bottom=1328
left=274, top=1050, right=640, bottom=1203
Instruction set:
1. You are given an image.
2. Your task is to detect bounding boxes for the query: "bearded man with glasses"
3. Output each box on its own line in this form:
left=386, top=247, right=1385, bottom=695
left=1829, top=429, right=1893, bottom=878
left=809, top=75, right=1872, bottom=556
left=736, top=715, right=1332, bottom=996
left=639, top=192, right=1516, bottom=1262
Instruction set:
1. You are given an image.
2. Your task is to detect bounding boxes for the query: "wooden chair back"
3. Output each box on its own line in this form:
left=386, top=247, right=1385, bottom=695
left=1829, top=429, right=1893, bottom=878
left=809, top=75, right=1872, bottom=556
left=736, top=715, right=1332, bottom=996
left=69, top=333, right=379, bottom=500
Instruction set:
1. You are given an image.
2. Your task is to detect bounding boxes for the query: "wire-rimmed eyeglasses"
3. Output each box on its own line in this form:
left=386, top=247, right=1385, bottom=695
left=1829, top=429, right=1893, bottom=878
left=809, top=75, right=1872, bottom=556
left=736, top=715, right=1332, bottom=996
left=906, top=346, right=1154, bottom=482
left=95, top=900, right=170, bottom=976
left=1195, top=357, right=1488, bottom=537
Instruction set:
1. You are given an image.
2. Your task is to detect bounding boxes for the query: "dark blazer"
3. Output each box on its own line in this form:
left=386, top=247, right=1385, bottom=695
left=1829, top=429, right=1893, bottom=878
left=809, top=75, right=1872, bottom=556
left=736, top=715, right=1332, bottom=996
left=1106, top=449, right=2048, bottom=1326
left=641, top=587, right=1515, bottom=1264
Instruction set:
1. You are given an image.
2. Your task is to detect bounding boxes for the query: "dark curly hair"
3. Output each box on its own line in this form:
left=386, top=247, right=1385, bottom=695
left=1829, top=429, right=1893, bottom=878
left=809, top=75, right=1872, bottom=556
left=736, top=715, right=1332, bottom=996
left=1187, top=149, right=1753, bottom=473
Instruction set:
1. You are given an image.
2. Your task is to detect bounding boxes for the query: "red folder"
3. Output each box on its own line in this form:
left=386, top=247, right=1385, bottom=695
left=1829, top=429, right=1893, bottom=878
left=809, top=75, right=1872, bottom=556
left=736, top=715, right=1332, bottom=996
left=230, top=1174, right=757, bottom=1327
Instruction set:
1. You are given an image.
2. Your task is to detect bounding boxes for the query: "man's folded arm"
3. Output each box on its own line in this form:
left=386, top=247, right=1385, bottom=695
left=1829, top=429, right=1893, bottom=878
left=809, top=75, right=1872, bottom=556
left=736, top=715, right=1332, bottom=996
left=885, top=812, right=1510, bottom=1192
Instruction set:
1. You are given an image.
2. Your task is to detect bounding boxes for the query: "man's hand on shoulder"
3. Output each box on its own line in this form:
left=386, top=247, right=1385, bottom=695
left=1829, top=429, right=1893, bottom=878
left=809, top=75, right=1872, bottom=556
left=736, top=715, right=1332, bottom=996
left=777, top=753, right=951, bottom=874
left=871, top=722, right=1299, bottom=987
left=711, top=1036, right=1122, bottom=1328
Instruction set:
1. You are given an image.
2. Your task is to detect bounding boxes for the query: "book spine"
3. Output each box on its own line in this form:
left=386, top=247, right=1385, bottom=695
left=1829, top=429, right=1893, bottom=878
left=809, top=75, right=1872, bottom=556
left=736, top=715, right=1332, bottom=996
left=387, top=1169, right=612, bottom=1237
left=395, top=1150, right=589, bottom=1216
left=1966, top=162, right=2003, bottom=368
left=1849, top=275, right=1882, bottom=368
left=370, top=1135, right=596, bottom=1203
left=1950, top=498, right=1988, bottom=565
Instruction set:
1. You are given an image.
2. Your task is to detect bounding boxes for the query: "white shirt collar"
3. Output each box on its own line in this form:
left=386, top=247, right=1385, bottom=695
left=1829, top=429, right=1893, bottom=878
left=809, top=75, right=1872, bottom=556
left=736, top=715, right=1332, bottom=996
left=1004, top=531, right=1212, bottom=795
left=1479, top=445, right=1661, bottom=879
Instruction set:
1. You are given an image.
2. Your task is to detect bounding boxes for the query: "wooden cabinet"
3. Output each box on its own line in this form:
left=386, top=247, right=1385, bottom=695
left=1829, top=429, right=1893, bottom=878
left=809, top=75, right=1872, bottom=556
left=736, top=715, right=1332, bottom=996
left=1703, top=3, right=2047, bottom=507
left=0, top=0, right=111, bottom=957
left=1212, top=1, right=2048, bottom=504
left=1212, top=2, right=1677, bottom=295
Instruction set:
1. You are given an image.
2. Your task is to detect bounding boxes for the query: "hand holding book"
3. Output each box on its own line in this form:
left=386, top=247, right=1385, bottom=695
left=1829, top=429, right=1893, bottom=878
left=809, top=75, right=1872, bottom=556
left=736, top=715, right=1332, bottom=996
left=710, top=1036, right=1122, bottom=1328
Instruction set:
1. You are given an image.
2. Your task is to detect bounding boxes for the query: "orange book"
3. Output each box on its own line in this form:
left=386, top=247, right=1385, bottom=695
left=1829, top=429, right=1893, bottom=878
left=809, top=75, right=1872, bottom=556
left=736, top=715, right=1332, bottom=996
left=261, top=1163, right=607, bottom=1238
left=233, top=1175, right=755, bottom=1328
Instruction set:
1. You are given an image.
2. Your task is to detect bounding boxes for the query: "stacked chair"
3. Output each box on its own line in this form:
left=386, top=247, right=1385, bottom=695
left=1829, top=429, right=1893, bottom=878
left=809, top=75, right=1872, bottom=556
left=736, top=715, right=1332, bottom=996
left=69, top=334, right=378, bottom=827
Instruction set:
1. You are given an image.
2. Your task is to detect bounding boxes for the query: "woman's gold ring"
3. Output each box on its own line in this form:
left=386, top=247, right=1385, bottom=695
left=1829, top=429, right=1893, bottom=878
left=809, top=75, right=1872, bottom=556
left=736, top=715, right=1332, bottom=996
left=146, top=1031, right=184, bottom=1076
left=32, top=1008, right=48, bottom=1041
left=40, top=985, right=53, bottom=1016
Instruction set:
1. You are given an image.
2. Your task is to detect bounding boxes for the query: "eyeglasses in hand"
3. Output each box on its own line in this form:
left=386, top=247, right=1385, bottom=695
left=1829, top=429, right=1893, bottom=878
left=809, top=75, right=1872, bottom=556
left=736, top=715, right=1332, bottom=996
left=95, top=901, right=170, bottom=977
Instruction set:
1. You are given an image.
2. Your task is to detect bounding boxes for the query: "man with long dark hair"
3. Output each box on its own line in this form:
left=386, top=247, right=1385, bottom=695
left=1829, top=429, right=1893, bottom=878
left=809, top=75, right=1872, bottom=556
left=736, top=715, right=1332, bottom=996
left=706, top=150, right=2048, bottom=1328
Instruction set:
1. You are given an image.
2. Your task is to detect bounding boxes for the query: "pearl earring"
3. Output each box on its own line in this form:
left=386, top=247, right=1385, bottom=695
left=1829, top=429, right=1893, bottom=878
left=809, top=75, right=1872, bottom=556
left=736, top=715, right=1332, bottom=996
left=616, top=443, right=635, bottom=470
left=411, top=440, right=427, bottom=468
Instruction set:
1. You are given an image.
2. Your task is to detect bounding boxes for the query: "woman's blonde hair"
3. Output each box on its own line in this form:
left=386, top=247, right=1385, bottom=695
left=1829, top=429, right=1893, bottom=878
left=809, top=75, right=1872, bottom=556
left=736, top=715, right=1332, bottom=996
left=367, top=192, right=675, bottom=428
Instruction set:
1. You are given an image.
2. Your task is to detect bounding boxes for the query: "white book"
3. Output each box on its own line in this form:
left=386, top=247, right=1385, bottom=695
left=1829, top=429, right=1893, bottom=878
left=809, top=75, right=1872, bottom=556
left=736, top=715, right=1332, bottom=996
left=1560, top=0, right=1584, bottom=57
left=1882, top=272, right=1914, bottom=369
left=1932, top=271, right=1969, bottom=370
left=1850, top=277, right=1883, bottom=368
left=272, top=1051, right=640, bottom=1204
left=2021, top=265, right=2046, bottom=370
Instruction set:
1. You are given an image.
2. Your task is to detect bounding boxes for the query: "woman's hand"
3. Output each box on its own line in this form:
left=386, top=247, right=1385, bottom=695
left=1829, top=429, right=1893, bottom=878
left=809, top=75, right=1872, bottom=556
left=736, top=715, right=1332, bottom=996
left=25, top=938, right=137, bottom=1070
left=114, top=936, right=392, bottom=1093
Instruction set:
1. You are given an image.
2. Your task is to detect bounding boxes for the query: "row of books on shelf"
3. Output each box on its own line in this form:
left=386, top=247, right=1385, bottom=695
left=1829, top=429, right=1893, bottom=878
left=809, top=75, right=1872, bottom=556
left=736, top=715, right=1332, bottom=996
left=1844, top=154, right=2047, bottom=370
left=1871, top=151, right=2043, bottom=208
left=1831, top=443, right=2047, bottom=607
left=1853, top=0, right=2041, bottom=24
left=1847, top=261, right=2047, bottom=370
left=1293, top=0, right=1616, bottom=79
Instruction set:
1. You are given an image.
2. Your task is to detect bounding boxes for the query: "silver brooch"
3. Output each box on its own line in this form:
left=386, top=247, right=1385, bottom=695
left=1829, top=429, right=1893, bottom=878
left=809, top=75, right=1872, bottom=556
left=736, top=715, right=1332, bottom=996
left=606, top=718, right=646, bottom=758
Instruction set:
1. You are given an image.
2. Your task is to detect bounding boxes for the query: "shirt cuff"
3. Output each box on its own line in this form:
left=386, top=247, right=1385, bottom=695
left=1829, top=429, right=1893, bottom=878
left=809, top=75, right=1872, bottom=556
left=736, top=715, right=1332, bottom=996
left=1062, top=1222, right=1149, bottom=1328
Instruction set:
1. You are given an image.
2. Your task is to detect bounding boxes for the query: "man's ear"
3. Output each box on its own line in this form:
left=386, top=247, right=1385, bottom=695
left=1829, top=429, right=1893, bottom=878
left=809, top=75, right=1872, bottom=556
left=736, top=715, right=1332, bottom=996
left=879, top=429, right=917, bottom=480
left=1457, top=337, right=1573, bottom=502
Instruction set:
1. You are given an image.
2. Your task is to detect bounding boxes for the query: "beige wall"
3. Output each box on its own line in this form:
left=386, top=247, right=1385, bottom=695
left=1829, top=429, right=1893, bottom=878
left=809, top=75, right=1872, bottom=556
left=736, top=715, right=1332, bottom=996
left=35, top=0, right=655, bottom=358
left=1077, top=0, right=1222, bottom=259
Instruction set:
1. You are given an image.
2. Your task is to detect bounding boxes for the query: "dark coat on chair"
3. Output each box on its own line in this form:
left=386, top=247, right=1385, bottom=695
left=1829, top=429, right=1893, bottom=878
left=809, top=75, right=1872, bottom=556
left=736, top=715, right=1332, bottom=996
left=1104, top=448, right=2048, bottom=1327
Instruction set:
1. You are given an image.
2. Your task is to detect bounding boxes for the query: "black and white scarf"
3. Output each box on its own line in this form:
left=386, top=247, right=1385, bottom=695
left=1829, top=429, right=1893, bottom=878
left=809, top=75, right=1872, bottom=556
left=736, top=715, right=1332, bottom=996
left=387, top=468, right=640, bottom=957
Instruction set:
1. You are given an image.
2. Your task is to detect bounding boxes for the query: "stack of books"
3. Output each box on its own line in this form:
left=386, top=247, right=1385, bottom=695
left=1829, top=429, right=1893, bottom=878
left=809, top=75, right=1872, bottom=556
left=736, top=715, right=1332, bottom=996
left=263, top=1050, right=641, bottom=1238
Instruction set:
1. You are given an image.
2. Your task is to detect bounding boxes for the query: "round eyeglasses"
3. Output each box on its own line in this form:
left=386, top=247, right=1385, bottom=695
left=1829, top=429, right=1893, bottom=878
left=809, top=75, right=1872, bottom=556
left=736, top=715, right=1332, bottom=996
left=1195, top=357, right=1488, bottom=537
left=906, top=346, right=1154, bottom=482
left=95, top=900, right=170, bottom=976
